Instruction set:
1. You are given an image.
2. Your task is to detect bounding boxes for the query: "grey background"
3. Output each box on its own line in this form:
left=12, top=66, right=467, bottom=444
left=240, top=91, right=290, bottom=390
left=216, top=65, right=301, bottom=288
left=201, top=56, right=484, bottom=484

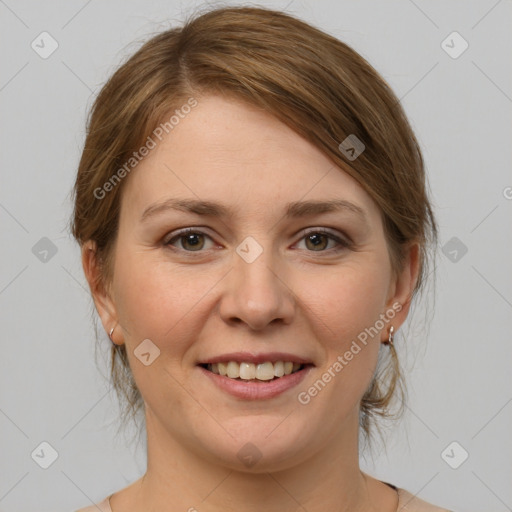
left=1, top=1, right=511, bottom=511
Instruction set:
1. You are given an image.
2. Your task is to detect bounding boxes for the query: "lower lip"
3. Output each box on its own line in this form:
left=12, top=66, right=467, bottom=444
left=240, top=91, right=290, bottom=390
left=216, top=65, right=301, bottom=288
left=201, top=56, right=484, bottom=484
left=198, top=365, right=313, bottom=400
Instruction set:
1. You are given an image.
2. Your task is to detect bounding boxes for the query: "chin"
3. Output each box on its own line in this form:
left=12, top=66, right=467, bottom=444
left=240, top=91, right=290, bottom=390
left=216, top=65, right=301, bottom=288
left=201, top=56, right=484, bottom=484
left=197, top=415, right=315, bottom=473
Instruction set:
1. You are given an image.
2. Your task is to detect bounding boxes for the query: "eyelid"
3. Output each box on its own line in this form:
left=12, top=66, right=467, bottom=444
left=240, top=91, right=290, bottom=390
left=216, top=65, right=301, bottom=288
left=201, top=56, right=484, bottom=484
left=163, top=226, right=213, bottom=244
left=163, top=227, right=219, bottom=253
left=298, top=227, right=352, bottom=251
left=301, top=227, right=350, bottom=242
left=163, top=226, right=352, bottom=253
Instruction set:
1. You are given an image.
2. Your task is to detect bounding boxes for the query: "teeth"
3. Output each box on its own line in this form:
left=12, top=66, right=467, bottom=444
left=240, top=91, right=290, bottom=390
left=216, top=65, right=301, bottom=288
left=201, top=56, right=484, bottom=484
left=206, top=360, right=304, bottom=381
left=218, top=362, right=228, bottom=376
left=226, top=361, right=240, bottom=378
left=273, top=361, right=284, bottom=377
left=256, top=362, right=274, bottom=380
left=239, top=362, right=256, bottom=380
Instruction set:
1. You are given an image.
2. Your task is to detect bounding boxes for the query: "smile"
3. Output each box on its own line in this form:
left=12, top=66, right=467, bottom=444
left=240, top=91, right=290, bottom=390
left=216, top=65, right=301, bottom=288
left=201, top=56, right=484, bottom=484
left=202, top=361, right=304, bottom=381
left=197, top=362, right=314, bottom=400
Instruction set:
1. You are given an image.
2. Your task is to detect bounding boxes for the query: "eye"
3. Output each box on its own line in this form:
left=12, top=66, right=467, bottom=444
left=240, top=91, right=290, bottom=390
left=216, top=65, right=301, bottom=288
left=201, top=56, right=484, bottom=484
left=163, top=227, right=351, bottom=254
left=296, top=228, right=350, bottom=253
left=164, top=228, right=215, bottom=252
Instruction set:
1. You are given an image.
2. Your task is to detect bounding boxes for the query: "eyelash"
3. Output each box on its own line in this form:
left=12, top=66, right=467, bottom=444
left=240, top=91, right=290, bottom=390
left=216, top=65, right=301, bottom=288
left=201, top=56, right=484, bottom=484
left=163, top=227, right=351, bottom=255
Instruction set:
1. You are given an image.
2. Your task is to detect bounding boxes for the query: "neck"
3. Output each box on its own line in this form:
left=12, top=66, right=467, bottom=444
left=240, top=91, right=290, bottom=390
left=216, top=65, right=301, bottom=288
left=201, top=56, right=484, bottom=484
left=129, top=408, right=379, bottom=512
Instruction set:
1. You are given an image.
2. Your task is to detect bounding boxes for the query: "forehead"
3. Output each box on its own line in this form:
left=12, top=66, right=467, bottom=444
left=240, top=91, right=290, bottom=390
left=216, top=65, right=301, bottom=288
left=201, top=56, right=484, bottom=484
left=120, top=94, right=381, bottom=224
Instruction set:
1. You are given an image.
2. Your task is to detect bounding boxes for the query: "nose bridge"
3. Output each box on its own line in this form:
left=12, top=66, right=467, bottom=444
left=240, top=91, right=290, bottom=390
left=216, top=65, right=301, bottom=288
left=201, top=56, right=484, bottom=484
left=220, top=234, right=294, bottom=329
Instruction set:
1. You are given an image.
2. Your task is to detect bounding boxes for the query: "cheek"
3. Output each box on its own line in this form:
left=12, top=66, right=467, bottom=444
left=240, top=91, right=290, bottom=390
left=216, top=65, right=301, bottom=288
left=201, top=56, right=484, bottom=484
left=303, top=260, right=390, bottom=346
left=293, top=265, right=389, bottom=422
left=112, top=250, right=219, bottom=351
left=111, top=252, right=216, bottom=406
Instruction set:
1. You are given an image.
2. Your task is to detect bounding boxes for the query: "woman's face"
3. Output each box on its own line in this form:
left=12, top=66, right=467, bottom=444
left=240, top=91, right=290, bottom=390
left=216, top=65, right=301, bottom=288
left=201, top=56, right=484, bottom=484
left=87, top=94, right=417, bottom=472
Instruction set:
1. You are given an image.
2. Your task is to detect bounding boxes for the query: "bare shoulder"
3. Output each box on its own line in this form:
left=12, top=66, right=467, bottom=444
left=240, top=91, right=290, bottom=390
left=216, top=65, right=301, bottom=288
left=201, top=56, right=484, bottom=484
left=74, top=476, right=144, bottom=511
left=74, top=495, right=112, bottom=512
left=397, top=487, right=454, bottom=511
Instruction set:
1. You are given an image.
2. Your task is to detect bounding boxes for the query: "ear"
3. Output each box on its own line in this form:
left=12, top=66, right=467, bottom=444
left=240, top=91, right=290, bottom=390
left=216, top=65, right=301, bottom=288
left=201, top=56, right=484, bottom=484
left=82, top=240, right=121, bottom=344
left=382, top=242, right=421, bottom=341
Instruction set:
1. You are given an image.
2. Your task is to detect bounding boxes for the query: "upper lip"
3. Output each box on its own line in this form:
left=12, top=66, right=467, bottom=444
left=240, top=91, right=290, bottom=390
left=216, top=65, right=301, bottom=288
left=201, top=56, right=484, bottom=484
left=197, top=352, right=314, bottom=365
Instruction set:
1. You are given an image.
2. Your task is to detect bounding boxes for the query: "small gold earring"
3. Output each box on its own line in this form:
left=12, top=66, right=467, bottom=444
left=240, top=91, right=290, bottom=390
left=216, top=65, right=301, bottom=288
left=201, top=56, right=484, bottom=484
left=108, top=325, right=116, bottom=345
left=385, top=325, right=394, bottom=346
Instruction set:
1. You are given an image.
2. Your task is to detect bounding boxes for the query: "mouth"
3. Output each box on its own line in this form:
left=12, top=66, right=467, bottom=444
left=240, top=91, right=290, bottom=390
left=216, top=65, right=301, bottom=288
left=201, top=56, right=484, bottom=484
left=196, top=352, right=315, bottom=399
left=198, top=361, right=312, bottom=382
left=197, top=359, right=314, bottom=400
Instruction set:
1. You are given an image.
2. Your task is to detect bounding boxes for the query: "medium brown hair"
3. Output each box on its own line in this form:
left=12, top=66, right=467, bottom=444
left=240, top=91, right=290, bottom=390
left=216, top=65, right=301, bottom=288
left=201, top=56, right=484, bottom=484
left=70, top=5, right=437, bottom=450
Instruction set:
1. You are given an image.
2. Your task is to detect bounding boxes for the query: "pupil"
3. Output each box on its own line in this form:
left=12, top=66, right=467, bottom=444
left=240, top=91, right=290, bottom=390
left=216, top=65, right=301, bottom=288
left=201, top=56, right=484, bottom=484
left=307, top=233, right=326, bottom=250
left=184, top=234, right=203, bottom=250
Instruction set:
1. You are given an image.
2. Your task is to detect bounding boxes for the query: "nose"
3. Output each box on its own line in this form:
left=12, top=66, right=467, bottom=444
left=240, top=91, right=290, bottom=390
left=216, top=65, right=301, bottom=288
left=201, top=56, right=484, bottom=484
left=219, top=244, right=295, bottom=331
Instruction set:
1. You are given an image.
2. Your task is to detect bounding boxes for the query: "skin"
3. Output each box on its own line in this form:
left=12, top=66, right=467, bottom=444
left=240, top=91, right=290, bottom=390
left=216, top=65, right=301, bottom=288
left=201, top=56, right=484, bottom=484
left=83, top=94, right=420, bottom=512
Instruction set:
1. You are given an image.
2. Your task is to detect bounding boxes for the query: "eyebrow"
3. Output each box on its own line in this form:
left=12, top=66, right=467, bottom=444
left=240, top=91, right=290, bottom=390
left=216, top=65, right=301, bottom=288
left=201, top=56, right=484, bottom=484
left=140, top=198, right=367, bottom=223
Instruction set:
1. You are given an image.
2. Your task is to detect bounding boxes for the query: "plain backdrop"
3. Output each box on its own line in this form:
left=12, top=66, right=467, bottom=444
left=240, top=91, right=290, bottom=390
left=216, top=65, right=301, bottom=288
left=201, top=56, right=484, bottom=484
left=1, top=1, right=511, bottom=511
